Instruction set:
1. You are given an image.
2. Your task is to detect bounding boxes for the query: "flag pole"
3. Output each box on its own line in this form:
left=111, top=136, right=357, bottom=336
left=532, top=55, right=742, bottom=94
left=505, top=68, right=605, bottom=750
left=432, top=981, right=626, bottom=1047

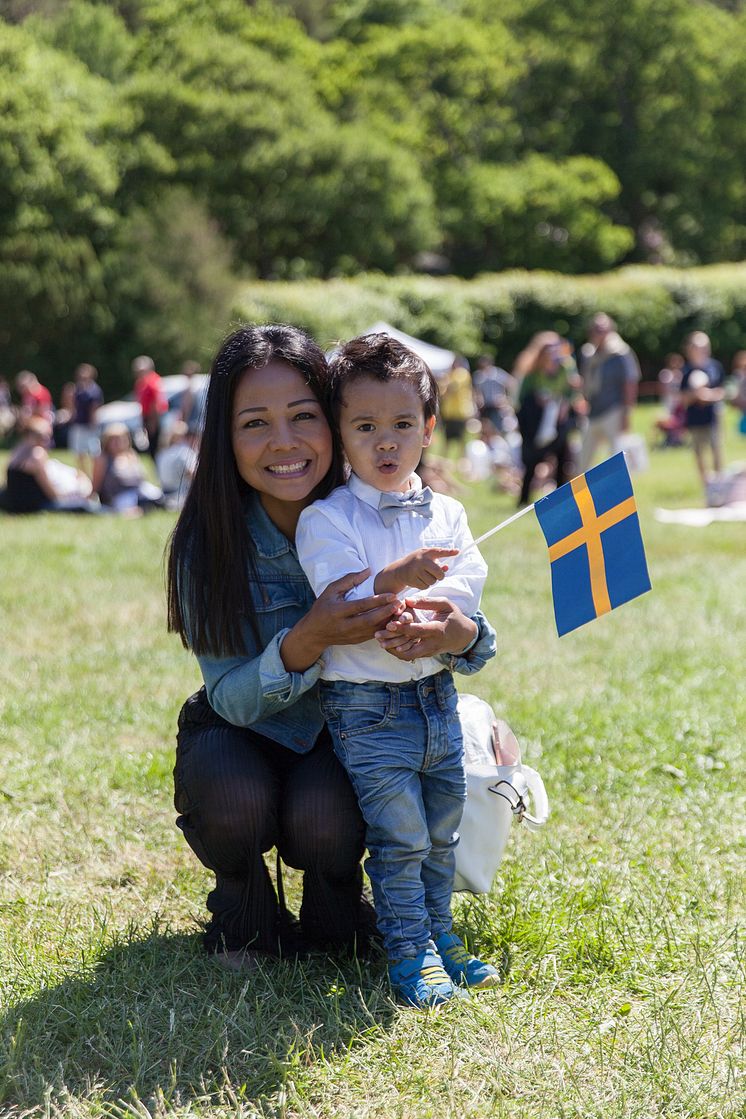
left=463, top=502, right=536, bottom=554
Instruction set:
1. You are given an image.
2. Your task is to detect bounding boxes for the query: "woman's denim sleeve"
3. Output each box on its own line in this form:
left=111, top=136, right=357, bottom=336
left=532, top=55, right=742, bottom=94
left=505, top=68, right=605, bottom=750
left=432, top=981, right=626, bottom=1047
left=439, top=610, right=497, bottom=676
left=197, top=628, right=323, bottom=727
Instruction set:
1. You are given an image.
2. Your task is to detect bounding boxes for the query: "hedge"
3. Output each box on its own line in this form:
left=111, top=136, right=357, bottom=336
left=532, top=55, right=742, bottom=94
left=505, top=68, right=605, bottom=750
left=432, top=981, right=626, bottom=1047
left=234, top=262, right=746, bottom=376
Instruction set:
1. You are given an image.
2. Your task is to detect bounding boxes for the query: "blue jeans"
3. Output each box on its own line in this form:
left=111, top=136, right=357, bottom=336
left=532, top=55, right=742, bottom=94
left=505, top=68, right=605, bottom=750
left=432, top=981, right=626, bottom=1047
left=320, top=671, right=466, bottom=961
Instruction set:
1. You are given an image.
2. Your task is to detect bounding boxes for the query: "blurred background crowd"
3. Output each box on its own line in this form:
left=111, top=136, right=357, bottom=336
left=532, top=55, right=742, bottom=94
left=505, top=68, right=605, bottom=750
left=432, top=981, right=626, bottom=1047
left=0, top=356, right=201, bottom=515
left=3, top=316, right=745, bottom=517
left=2, top=0, right=746, bottom=400
left=2, top=0, right=746, bottom=519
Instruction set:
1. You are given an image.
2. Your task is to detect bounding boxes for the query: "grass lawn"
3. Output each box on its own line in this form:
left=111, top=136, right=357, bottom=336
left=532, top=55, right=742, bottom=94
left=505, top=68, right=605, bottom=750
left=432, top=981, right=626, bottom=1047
left=1, top=409, right=744, bottom=1118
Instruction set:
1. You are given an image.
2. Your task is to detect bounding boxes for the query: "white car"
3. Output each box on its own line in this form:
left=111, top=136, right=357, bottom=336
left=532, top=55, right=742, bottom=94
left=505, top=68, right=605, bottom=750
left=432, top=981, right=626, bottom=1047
left=96, top=374, right=209, bottom=448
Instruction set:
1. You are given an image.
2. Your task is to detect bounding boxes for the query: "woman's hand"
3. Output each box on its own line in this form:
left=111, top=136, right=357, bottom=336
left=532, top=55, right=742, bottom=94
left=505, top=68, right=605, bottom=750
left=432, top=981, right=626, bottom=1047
left=374, top=596, right=478, bottom=661
left=281, top=569, right=399, bottom=672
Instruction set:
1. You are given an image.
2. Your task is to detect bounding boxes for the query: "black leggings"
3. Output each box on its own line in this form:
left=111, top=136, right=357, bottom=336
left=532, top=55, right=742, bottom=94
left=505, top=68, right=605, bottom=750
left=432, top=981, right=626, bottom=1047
left=174, top=688, right=368, bottom=955
left=519, top=433, right=573, bottom=507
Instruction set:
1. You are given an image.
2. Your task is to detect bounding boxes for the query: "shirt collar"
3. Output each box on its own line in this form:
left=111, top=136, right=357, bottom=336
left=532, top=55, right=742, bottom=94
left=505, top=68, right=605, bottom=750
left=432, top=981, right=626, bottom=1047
left=347, top=471, right=422, bottom=510
left=246, top=490, right=293, bottom=558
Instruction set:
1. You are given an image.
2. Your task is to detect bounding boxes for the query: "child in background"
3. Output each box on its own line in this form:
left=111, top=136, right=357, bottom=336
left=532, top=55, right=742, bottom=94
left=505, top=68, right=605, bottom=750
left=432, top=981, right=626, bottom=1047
left=296, top=333, right=498, bottom=1008
left=156, top=420, right=198, bottom=509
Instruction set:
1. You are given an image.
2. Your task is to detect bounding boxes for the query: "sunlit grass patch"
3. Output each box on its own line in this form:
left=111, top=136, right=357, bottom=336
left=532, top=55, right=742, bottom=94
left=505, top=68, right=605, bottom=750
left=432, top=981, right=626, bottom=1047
left=1, top=413, right=744, bottom=1117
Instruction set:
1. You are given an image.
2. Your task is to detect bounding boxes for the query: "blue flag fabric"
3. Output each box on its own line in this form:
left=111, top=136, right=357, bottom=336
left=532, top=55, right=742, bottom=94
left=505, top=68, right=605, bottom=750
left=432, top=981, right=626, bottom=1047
left=534, top=453, right=652, bottom=636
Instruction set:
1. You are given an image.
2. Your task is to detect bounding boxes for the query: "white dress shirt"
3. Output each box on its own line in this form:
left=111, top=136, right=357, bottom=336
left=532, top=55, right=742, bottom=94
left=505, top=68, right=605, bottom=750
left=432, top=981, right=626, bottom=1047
left=295, top=473, right=488, bottom=683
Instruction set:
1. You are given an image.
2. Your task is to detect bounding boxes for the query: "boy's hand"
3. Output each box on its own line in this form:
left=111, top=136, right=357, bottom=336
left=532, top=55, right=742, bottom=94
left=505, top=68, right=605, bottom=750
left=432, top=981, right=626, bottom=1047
left=374, top=548, right=459, bottom=595
left=390, top=604, right=417, bottom=625
left=375, top=596, right=479, bottom=661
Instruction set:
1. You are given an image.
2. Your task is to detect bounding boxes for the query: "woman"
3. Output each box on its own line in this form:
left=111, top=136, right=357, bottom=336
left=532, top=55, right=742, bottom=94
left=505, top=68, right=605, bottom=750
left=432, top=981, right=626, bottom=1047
left=513, top=332, right=579, bottom=508
left=166, top=324, right=496, bottom=968
left=93, top=424, right=164, bottom=513
left=0, top=416, right=96, bottom=513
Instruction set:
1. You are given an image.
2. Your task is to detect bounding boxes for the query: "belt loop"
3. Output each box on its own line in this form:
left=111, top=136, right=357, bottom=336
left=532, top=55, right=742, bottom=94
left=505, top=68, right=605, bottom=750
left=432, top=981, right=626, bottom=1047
left=388, top=685, right=399, bottom=719
left=434, top=671, right=446, bottom=710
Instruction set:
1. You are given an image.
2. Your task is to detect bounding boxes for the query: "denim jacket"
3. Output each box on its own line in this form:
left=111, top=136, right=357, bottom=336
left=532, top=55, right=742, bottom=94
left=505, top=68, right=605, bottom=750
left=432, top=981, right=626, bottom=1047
left=197, top=492, right=497, bottom=753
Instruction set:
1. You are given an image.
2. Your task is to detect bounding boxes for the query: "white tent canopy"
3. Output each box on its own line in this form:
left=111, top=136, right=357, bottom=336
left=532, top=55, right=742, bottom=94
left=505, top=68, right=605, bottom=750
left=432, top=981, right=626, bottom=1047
left=357, top=321, right=455, bottom=378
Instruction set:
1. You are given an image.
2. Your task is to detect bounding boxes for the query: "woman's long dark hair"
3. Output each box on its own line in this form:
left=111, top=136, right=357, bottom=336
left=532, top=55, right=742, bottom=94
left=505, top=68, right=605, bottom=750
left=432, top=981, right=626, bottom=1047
left=166, top=324, right=342, bottom=657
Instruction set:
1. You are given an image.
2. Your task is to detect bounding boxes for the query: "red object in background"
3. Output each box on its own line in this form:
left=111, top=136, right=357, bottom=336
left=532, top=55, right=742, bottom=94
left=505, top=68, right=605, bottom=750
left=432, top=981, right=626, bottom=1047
left=136, top=371, right=167, bottom=418
left=23, top=382, right=53, bottom=417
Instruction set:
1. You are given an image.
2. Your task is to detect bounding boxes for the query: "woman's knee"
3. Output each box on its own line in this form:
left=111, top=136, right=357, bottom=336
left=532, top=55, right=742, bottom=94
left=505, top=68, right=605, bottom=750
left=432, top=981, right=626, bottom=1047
left=203, top=776, right=278, bottom=853
left=281, top=747, right=364, bottom=873
left=175, top=723, right=280, bottom=853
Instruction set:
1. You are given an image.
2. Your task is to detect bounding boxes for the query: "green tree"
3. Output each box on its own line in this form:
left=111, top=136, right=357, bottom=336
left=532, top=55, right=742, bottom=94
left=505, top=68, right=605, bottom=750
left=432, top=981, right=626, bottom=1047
left=322, top=15, right=522, bottom=165
left=324, top=0, right=444, bottom=41
left=505, top=0, right=745, bottom=262
left=446, top=155, right=634, bottom=274
left=126, top=16, right=436, bottom=275
left=99, top=188, right=238, bottom=392
left=0, top=21, right=118, bottom=376
left=318, top=12, right=528, bottom=267
left=26, top=0, right=134, bottom=79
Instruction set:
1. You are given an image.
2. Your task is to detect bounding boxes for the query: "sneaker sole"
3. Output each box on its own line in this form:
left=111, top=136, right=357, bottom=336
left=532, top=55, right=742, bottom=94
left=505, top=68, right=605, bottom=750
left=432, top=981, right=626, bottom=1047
left=468, top=973, right=501, bottom=989
left=442, top=968, right=501, bottom=988
left=396, top=989, right=471, bottom=1009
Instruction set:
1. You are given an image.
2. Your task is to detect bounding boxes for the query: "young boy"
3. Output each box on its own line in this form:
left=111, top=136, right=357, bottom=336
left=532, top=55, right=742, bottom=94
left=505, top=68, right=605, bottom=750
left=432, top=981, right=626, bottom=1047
left=296, top=333, right=498, bottom=1008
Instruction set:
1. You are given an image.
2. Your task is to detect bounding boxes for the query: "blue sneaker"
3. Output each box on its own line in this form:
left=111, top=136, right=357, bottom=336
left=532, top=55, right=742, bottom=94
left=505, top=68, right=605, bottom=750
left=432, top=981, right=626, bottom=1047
left=389, top=945, right=466, bottom=1008
left=435, top=932, right=500, bottom=989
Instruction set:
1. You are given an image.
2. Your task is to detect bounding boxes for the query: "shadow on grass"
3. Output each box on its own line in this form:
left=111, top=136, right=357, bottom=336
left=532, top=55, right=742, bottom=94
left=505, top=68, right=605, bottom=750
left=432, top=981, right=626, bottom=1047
left=0, top=929, right=395, bottom=1113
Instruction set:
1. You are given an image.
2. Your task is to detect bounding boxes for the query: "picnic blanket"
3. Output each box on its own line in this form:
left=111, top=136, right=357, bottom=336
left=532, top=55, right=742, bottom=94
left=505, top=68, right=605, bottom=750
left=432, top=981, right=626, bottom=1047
left=654, top=503, right=746, bottom=526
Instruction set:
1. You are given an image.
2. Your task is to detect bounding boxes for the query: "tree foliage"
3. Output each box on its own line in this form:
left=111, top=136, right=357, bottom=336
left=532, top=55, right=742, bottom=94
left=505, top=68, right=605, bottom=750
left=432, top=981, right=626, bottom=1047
left=124, top=14, right=436, bottom=277
left=1, top=0, right=745, bottom=388
left=505, top=0, right=746, bottom=263
left=0, top=22, right=118, bottom=371
left=445, top=156, right=635, bottom=275
left=100, top=189, right=238, bottom=394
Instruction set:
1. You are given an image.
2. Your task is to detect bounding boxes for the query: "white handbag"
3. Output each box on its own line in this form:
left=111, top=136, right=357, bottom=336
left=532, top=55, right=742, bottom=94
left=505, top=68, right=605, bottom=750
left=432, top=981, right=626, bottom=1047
left=454, top=694, right=549, bottom=894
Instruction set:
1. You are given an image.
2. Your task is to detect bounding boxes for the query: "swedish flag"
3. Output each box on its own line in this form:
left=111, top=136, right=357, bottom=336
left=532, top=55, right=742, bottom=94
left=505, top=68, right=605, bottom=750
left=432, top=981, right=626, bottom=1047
left=534, top=453, right=652, bottom=636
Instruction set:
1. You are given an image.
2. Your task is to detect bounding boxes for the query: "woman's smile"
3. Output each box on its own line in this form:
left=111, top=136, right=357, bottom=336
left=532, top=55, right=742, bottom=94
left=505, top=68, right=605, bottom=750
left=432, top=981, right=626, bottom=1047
left=266, top=459, right=311, bottom=476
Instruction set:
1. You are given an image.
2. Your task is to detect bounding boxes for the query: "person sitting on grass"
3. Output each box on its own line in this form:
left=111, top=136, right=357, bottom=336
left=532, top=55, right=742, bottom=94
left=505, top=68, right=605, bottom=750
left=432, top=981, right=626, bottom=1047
left=0, top=416, right=97, bottom=514
left=92, top=424, right=164, bottom=514
left=156, top=420, right=197, bottom=509
left=296, top=333, right=499, bottom=1008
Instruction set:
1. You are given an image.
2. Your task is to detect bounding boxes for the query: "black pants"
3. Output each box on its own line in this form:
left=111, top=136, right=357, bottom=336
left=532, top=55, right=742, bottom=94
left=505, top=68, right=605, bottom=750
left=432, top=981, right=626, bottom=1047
left=146, top=420, right=161, bottom=460
left=519, top=434, right=572, bottom=507
left=174, top=688, right=369, bottom=956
